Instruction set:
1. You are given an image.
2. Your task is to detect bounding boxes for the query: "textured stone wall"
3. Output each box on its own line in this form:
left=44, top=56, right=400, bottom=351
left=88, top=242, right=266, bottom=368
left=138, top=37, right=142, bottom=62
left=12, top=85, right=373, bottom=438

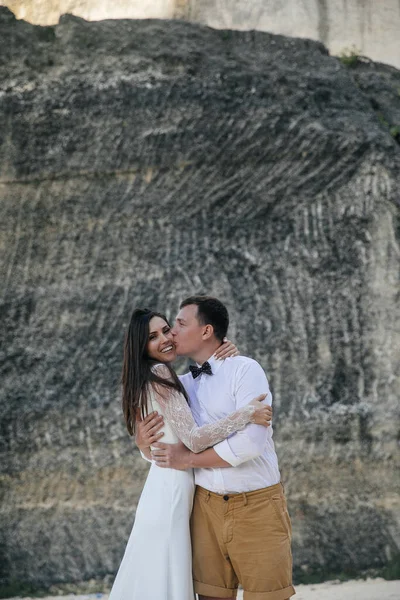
left=2, top=0, right=400, bottom=68
left=0, top=6, right=399, bottom=590
left=185, top=0, right=400, bottom=68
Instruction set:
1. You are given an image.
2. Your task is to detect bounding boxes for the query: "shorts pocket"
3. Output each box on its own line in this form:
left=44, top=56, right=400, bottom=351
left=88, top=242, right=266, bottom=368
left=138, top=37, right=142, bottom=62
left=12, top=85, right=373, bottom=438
left=271, top=495, right=292, bottom=538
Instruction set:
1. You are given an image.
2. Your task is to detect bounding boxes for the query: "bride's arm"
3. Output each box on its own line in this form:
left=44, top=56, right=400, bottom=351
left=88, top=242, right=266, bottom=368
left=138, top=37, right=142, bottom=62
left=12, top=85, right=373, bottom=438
left=151, top=364, right=269, bottom=454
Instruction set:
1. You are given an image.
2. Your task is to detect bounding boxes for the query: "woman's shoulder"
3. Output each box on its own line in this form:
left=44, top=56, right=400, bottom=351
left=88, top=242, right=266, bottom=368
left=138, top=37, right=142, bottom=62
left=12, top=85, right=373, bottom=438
left=151, top=362, right=172, bottom=379
left=151, top=362, right=168, bottom=371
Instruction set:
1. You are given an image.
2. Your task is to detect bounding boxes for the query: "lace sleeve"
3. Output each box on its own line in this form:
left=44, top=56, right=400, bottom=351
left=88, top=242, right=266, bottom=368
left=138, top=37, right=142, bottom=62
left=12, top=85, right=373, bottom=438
left=151, top=364, right=256, bottom=453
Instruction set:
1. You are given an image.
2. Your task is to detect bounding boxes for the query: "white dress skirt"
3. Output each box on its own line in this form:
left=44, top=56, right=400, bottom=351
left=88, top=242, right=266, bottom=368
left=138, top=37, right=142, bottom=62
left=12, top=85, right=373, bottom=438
left=108, top=396, right=196, bottom=600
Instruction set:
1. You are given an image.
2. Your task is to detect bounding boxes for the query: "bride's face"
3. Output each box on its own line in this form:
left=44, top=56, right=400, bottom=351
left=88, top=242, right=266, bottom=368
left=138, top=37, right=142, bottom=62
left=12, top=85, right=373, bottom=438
left=147, top=316, right=177, bottom=362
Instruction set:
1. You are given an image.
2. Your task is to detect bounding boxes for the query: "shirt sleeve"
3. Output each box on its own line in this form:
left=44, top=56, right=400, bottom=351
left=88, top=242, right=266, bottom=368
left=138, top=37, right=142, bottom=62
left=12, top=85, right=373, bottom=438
left=151, top=364, right=257, bottom=453
left=140, top=449, right=153, bottom=463
left=213, top=360, right=272, bottom=466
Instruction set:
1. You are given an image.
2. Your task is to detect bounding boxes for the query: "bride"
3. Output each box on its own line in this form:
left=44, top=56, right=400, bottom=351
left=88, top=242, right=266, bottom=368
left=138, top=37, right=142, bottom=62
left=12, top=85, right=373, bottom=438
left=108, top=308, right=272, bottom=600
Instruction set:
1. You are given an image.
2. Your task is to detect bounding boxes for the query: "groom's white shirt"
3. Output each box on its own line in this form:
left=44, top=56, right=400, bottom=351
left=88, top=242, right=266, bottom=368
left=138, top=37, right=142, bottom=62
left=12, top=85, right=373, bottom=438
left=179, top=354, right=281, bottom=494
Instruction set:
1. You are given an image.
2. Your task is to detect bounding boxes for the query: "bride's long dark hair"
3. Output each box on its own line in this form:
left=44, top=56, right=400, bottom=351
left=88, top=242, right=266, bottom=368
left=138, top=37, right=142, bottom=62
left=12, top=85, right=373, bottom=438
left=122, top=308, right=187, bottom=436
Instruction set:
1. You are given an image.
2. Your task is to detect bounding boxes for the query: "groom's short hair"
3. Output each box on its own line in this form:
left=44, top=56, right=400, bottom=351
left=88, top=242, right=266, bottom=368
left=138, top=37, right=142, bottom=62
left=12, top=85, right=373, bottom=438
left=180, top=295, right=229, bottom=342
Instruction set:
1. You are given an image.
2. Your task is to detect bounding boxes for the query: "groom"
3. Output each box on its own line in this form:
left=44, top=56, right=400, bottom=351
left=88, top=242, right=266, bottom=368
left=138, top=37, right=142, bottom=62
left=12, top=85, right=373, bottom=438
left=136, top=296, right=295, bottom=600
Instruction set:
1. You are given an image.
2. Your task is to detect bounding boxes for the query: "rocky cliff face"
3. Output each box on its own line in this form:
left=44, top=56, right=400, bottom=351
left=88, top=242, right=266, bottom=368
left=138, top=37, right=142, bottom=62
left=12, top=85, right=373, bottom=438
left=2, top=0, right=400, bottom=68
left=0, top=6, right=399, bottom=591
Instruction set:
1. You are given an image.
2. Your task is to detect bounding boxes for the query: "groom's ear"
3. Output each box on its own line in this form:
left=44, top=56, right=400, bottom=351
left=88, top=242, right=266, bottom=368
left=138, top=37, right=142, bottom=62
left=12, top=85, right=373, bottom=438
left=202, top=323, right=214, bottom=341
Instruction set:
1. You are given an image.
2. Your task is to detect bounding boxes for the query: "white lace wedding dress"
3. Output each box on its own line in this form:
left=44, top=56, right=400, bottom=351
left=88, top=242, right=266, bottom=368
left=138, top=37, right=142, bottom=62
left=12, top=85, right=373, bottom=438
left=108, top=364, right=257, bottom=600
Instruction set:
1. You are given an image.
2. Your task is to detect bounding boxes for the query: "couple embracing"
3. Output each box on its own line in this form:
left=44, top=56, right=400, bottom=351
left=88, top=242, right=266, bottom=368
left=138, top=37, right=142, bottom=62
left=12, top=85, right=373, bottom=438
left=109, top=295, right=295, bottom=600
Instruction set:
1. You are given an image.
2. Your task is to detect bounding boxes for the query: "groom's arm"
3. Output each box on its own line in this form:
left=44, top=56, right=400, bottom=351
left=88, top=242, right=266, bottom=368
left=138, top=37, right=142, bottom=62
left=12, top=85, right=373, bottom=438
left=189, top=448, right=231, bottom=468
left=151, top=442, right=232, bottom=469
left=212, top=360, right=271, bottom=466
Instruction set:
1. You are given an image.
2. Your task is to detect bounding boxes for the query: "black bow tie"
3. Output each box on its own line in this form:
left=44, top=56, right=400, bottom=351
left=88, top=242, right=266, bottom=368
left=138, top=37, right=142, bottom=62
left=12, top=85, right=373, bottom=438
left=189, top=361, right=213, bottom=379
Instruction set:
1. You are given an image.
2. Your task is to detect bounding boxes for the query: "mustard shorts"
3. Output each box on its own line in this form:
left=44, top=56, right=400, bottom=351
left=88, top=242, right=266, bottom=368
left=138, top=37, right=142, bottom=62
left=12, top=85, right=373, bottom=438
left=190, top=482, right=295, bottom=600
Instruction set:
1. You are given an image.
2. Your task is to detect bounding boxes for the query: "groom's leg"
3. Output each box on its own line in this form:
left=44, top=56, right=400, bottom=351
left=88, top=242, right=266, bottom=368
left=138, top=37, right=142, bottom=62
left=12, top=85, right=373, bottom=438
left=191, top=486, right=239, bottom=599
left=228, top=483, right=295, bottom=600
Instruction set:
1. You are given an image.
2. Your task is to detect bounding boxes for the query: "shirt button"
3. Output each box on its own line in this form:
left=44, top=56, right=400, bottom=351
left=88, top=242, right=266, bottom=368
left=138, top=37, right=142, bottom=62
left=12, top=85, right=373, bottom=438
left=223, top=495, right=229, bottom=501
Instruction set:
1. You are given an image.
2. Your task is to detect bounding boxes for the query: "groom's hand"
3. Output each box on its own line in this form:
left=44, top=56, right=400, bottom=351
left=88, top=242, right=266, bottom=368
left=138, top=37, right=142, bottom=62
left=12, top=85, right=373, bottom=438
left=135, top=411, right=164, bottom=450
left=151, top=441, right=191, bottom=470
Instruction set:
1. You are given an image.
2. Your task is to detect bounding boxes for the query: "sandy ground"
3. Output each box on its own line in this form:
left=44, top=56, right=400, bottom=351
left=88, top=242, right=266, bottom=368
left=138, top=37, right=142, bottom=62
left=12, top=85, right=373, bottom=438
left=252, top=578, right=398, bottom=599
left=13, top=578, right=400, bottom=600
left=240, top=578, right=400, bottom=599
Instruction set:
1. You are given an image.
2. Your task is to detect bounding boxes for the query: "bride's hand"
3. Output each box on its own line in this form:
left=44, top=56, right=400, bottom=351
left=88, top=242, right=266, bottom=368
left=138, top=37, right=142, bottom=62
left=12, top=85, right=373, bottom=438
left=249, top=394, right=272, bottom=427
left=214, top=337, right=239, bottom=360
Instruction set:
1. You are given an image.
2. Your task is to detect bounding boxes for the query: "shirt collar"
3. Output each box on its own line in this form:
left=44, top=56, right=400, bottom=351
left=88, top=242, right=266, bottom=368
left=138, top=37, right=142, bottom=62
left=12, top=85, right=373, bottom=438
left=196, top=353, right=224, bottom=375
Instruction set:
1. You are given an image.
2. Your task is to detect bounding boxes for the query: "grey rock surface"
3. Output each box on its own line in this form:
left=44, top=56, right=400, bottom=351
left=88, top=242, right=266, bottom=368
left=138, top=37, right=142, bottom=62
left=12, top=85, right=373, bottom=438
left=2, top=0, right=400, bottom=68
left=0, top=6, right=399, bottom=590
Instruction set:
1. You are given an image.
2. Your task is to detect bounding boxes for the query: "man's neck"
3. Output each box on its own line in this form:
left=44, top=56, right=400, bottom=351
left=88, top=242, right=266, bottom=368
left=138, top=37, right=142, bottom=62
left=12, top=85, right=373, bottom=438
left=191, top=341, right=221, bottom=366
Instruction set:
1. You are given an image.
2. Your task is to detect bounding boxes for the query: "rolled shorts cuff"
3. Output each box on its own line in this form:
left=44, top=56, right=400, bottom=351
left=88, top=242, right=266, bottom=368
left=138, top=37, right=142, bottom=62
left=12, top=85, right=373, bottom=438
left=194, top=579, right=238, bottom=598
left=244, top=584, right=296, bottom=600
